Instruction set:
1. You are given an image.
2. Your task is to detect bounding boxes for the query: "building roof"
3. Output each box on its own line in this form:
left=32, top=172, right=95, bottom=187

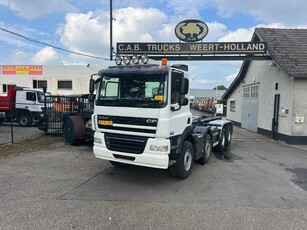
left=255, top=28, right=307, bottom=77
left=222, top=28, right=307, bottom=99
left=190, top=88, right=226, bottom=99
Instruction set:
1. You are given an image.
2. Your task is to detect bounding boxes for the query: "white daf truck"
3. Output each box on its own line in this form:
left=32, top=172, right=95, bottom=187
left=89, top=59, right=232, bottom=179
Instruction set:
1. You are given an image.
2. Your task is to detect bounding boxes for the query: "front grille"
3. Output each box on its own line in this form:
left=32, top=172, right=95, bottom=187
left=97, top=115, right=158, bottom=135
left=105, top=133, right=148, bottom=154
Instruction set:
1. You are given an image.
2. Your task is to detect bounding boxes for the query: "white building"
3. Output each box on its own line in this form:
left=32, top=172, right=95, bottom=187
left=0, top=65, right=104, bottom=95
left=223, top=28, right=307, bottom=144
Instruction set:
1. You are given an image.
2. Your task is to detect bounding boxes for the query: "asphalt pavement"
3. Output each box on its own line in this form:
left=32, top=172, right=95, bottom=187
left=1, top=111, right=307, bottom=229
left=0, top=122, right=43, bottom=146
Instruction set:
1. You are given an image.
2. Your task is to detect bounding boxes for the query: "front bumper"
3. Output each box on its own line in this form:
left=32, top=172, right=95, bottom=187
left=93, top=132, right=170, bottom=169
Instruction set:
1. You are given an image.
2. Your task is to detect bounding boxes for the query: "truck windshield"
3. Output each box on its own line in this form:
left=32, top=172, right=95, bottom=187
left=96, top=74, right=167, bottom=108
left=37, top=92, right=51, bottom=103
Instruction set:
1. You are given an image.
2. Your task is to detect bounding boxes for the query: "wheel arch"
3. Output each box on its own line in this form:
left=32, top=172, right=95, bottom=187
left=169, top=125, right=194, bottom=157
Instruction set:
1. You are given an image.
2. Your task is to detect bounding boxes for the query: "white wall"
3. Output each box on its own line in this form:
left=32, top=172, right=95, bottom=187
left=227, top=60, right=300, bottom=136
left=226, top=86, right=242, bottom=124
left=251, top=61, right=294, bottom=136
left=292, top=79, right=307, bottom=136
left=0, top=65, right=104, bottom=95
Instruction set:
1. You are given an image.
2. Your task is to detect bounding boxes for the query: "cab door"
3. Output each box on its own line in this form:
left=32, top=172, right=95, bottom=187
left=169, top=70, right=192, bottom=136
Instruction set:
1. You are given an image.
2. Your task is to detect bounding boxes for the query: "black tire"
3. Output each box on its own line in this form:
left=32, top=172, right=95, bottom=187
left=197, top=134, right=212, bottom=165
left=225, top=124, right=233, bottom=147
left=109, top=161, right=128, bottom=167
left=216, top=128, right=226, bottom=152
left=18, top=114, right=32, bottom=127
left=169, top=141, right=194, bottom=179
left=63, top=116, right=85, bottom=145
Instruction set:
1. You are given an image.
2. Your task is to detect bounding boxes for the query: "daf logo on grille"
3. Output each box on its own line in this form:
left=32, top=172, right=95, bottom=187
left=146, top=119, right=158, bottom=124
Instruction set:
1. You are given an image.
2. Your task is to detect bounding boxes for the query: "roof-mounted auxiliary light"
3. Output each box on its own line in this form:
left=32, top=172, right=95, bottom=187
left=115, top=55, right=122, bottom=65
left=115, top=54, right=151, bottom=65
left=123, top=56, right=131, bottom=65
left=131, top=54, right=140, bottom=64
left=140, top=54, right=149, bottom=64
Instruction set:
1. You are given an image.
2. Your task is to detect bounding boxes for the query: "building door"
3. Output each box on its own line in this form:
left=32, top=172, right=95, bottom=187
left=241, top=84, right=259, bottom=132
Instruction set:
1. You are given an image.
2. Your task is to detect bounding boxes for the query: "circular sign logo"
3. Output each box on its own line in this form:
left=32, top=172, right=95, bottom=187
left=175, top=19, right=209, bottom=42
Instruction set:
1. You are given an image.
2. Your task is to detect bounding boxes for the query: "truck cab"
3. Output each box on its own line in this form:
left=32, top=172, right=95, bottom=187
left=0, top=85, right=49, bottom=126
left=90, top=61, right=232, bottom=179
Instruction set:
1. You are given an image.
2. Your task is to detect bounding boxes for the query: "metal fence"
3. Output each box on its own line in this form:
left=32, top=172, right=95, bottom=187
left=0, top=95, right=92, bottom=145
left=41, top=95, right=92, bottom=135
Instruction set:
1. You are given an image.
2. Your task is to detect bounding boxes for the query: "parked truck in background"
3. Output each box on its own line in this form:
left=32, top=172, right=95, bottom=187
left=0, top=85, right=48, bottom=126
left=89, top=59, right=233, bottom=179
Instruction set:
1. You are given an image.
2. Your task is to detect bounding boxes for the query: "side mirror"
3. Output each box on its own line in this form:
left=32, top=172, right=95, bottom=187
left=180, top=78, right=189, bottom=95
left=179, top=96, right=189, bottom=106
left=88, top=94, right=95, bottom=103
left=89, top=78, right=95, bottom=94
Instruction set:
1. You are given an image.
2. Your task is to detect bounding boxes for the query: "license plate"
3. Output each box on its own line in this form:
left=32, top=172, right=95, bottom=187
left=98, top=120, right=113, bottom=126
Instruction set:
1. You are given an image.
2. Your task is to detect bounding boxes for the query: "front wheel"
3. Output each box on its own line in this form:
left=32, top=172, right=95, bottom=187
left=18, top=114, right=32, bottom=127
left=169, top=141, right=194, bottom=179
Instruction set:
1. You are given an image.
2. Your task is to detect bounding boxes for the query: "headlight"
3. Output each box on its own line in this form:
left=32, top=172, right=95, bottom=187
left=150, top=145, right=169, bottom=152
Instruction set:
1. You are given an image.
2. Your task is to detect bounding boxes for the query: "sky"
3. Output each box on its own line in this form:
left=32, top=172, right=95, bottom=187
left=0, top=0, right=307, bottom=89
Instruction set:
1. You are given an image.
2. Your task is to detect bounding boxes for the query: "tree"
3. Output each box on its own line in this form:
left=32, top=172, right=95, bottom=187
left=212, top=85, right=227, bottom=90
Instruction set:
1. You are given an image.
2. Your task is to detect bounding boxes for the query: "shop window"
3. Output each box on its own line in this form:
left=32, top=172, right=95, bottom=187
left=230, top=100, right=236, bottom=111
left=58, top=80, right=72, bottom=89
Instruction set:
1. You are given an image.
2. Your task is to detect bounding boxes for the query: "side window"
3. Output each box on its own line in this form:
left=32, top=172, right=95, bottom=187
left=26, top=92, right=36, bottom=101
left=230, top=100, right=236, bottom=111
left=171, top=71, right=183, bottom=104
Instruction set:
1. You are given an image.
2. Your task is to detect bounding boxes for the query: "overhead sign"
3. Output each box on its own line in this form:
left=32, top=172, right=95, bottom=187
left=117, top=42, right=267, bottom=55
left=175, top=19, right=208, bottom=42
left=1, top=65, right=43, bottom=75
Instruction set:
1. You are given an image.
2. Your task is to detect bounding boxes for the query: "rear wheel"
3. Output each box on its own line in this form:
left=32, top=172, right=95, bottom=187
left=225, top=124, right=233, bottom=147
left=216, top=128, right=226, bottom=152
left=197, top=134, right=212, bottom=165
left=169, top=141, right=194, bottom=179
left=18, top=114, right=32, bottom=127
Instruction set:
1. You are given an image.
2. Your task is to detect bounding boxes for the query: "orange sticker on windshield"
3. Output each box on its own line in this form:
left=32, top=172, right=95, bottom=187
left=154, top=95, right=163, bottom=101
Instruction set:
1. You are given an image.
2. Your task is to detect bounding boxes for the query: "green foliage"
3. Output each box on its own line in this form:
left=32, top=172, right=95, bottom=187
left=212, top=85, right=227, bottom=90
